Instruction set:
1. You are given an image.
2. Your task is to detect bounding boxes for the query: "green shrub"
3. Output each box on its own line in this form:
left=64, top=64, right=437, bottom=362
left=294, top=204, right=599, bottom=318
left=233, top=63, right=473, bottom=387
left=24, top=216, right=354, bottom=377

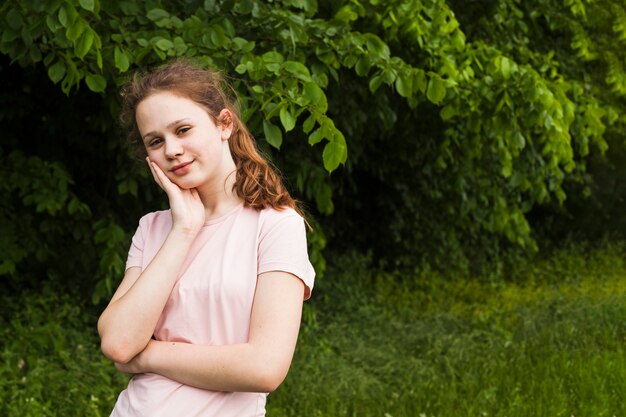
left=2, top=242, right=626, bottom=416
left=0, top=288, right=127, bottom=417
left=268, top=243, right=626, bottom=416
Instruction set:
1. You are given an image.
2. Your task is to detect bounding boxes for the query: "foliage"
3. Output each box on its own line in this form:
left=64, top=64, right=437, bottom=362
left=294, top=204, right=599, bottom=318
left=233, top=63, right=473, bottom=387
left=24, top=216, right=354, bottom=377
left=2, top=243, right=626, bottom=415
left=268, top=243, right=626, bottom=416
left=0, top=287, right=128, bottom=416
left=1, top=0, right=626, bottom=298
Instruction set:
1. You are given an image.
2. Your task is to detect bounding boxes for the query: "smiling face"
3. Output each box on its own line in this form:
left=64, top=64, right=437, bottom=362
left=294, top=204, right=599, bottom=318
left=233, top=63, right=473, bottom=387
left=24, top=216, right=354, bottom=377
left=135, top=90, right=235, bottom=193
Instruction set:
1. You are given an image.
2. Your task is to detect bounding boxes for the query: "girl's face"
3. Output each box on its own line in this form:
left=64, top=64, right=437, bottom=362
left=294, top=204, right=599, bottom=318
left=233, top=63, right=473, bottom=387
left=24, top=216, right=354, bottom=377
left=135, top=91, right=234, bottom=191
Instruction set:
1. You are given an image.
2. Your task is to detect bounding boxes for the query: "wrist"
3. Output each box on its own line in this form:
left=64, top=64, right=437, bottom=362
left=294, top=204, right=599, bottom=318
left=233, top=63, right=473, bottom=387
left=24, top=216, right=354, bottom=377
left=140, top=339, right=158, bottom=373
left=169, top=224, right=201, bottom=241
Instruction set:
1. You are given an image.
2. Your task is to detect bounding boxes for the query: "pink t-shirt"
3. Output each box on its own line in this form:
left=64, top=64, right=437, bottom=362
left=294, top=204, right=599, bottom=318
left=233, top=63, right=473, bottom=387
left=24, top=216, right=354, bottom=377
left=110, top=203, right=315, bottom=417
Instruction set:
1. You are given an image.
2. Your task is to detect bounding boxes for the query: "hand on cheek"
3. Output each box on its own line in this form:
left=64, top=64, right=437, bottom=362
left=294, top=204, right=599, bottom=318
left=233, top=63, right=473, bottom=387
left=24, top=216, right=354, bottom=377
left=146, top=157, right=205, bottom=234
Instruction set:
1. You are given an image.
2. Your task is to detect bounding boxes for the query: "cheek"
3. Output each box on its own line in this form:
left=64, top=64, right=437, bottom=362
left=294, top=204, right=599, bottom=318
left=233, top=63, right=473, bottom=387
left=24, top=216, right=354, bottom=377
left=146, top=153, right=170, bottom=175
left=146, top=149, right=162, bottom=163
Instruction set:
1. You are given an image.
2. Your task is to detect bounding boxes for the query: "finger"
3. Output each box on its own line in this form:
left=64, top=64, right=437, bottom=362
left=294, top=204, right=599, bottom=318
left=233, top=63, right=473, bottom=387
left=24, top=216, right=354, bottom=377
left=147, top=158, right=179, bottom=195
left=146, top=158, right=164, bottom=190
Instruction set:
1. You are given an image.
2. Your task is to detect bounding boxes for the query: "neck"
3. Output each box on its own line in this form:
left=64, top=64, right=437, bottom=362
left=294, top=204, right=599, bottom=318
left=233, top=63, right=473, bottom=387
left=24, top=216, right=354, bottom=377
left=196, top=168, right=242, bottom=221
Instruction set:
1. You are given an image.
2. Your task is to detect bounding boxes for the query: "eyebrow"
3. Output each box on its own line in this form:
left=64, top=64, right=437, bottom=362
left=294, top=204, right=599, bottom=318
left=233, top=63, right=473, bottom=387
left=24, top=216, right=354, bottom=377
left=142, top=118, right=192, bottom=141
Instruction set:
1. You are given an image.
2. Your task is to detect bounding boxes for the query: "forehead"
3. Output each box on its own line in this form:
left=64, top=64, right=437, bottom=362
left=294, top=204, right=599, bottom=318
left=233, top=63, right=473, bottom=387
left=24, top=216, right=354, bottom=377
left=137, top=91, right=205, bottom=115
left=135, top=91, right=209, bottom=132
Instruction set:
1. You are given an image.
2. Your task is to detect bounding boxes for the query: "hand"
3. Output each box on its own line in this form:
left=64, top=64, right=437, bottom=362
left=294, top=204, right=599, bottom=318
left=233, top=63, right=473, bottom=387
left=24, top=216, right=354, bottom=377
left=146, top=158, right=205, bottom=235
left=115, top=359, right=144, bottom=375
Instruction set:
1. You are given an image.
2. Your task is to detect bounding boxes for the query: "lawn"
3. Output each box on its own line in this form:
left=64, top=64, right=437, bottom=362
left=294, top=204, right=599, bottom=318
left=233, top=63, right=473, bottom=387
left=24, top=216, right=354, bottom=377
left=2, top=242, right=625, bottom=416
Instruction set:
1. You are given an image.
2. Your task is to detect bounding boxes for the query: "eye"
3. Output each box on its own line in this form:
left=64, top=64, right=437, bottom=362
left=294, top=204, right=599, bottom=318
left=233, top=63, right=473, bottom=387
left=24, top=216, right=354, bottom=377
left=147, top=137, right=163, bottom=147
left=177, top=127, right=191, bottom=135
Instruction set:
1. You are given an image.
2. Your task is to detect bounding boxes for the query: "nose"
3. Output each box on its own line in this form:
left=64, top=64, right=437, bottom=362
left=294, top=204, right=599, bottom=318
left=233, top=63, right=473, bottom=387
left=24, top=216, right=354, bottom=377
left=163, top=137, right=183, bottom=158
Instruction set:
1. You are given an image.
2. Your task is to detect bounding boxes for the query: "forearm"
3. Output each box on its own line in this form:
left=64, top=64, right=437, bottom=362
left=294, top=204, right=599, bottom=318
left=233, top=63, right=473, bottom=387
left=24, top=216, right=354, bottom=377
left=115, top=271, right=305, bottom=392
left=98, top=229, right=196, bottom=362
left=141, top=340, right=291, bottom=393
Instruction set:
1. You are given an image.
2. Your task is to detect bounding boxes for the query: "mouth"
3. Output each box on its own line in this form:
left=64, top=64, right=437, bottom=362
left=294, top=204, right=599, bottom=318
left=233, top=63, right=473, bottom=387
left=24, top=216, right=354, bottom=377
left=170, top=161, right=193, bottom=175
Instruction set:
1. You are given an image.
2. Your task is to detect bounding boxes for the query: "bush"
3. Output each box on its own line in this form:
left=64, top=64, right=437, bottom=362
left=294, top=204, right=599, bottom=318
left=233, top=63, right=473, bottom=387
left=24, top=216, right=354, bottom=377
left=0, top=288, right=127, bottom=417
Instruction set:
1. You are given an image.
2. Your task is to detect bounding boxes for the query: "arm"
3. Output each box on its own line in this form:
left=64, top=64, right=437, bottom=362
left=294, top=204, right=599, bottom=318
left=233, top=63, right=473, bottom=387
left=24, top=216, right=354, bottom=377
left=97, top=229, right=197, bottom=363
left=115, top=270, right=306, bottom=393
left=98, top=159, right=205, bottom=363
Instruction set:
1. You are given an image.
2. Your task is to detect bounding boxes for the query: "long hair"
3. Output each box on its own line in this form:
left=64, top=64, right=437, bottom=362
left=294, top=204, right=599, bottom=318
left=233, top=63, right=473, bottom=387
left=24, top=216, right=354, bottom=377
left=119, top=59, right=301, bottom=214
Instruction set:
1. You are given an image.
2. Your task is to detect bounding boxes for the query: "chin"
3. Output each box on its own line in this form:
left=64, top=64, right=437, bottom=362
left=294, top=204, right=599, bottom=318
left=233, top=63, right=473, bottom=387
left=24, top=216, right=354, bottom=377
left=173, top=181, right=196, bottom=190
left=170, top=175, right=204, bottom=190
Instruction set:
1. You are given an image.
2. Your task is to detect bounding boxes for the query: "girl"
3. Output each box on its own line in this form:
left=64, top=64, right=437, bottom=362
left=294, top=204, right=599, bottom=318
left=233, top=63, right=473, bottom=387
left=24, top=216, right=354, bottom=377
left=97, top=60, right=315, bottom=417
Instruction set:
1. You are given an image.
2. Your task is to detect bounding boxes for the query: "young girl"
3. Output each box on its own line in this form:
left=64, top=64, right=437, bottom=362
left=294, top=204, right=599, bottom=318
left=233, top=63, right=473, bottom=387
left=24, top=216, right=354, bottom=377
left=97, top=60, right=315, bottom=417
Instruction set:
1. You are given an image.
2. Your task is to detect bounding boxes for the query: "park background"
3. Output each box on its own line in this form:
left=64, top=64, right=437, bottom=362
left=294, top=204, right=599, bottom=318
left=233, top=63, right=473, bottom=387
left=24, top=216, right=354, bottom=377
left=2, top=0, right=626, bottom=415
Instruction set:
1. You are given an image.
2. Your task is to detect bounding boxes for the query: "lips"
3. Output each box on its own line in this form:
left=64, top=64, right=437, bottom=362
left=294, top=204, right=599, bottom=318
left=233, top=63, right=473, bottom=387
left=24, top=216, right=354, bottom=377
left=170, top=161, right=193, bottom=175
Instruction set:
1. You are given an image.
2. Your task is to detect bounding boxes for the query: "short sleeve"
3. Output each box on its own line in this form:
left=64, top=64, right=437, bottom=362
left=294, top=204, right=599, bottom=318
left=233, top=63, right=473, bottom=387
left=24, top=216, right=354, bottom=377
left=125, top=216, right=147, bottom=271
left=258, top=209, right=315, bottom=300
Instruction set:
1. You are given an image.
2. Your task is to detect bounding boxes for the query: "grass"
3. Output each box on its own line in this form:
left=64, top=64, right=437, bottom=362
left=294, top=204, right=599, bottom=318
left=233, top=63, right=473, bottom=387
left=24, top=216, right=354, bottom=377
left=2, top=241, right=626, bottom=416
left=268, top=243, right=626, bottom=417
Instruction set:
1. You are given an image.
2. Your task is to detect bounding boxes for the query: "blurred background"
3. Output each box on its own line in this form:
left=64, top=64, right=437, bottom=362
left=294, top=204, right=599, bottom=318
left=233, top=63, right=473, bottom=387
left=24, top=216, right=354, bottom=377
left=1, top=0, right=626, bottom=415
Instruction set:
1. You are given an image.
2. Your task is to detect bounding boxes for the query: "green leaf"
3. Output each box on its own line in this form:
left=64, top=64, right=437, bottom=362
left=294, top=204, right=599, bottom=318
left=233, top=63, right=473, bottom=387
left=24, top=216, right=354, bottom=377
left=231, top=37, right=248, bottom=51
left=120, top=1, right=140, bottom=15
left=369, top=73, right=384, bottom=93
left=265, top=63, right=281, bottom=73
left=262, top=51, right=284, bottom=64
left=263, top=120, right=283, bottom=149
left=395, top=73, right=412, bottom=98
left=58, top=6, right=69, bottom=27
left=210, top=25, right=228, bottom=47
left=355, top=55, right=372, bottom=76
left=234, top=0, right=254, bottom=14
left=364, top=33, right=389, bottom=59
left=323, top=131, right=347, bottom=172
left=440, top=104, right=458, bottom=120
left=500, top=57, right=512, bottom=79
left=414, top=69, right=427, bottom=93
left=155, top=38, right=174, bottom=51
left=46, top=14, right=59, bottom=31
left=280, top=105, right=296, bottom=132
left=29, top=47, right=42, bottom=63
left=78, top=0, right=95, bottom=12
left=426, top=75, right=446, bottom=105
left=172, top=36, right=187, bottom=55
left=6, top=8, right=24, bottom=30
left=303, top=114, right=316, bottom=134
left=308, top=126, right=325, bottom=145
left=147, top=8, right=170, bottom=21
left=114, top=46, right=130, bottom=72
left=66, top=19, right=86, bottom=42
left=59, top=3, right=78, bottom=28
left=43, top=52, right=55, bottom=66
left=204, top=0, right=217, bottom=12
left=75, top=29, right=94, bottom=59
left=335, top=5, right=359, bottom=22
left=48, top=61, right=66, bottom=83
left=283, top=61, right=311, bottom=81
left=303, top=82, right=323, bottom=105
left=85, top=74, right=106, bottom=92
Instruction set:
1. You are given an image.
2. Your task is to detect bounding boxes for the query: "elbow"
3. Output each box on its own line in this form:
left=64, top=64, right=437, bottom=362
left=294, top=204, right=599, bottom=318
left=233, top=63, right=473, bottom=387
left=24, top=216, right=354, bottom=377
left=100, top=336, right=139, bottom=364
left=98, top=316, right=142, bottom=364
left=253, top=363, right=290, bottom=393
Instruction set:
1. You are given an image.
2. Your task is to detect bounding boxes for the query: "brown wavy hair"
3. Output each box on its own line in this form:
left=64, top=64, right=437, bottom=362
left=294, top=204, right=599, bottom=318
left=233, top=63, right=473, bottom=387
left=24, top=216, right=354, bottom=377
left=119, top=59, right=302, bottom=215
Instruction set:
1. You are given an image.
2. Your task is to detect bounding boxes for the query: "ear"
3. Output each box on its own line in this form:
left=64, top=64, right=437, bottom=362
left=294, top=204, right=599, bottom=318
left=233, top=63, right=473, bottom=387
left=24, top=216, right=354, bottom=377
left=217, top=109, right=234, bottom=140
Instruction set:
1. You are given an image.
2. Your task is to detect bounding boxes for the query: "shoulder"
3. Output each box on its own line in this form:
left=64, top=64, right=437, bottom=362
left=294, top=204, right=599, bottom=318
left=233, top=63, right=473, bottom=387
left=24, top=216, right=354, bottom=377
left=135, top=209, right=172, bottom=234
left=256, top=206, right=304, bottom=234
left=258, top=206, right=302, bottom=221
